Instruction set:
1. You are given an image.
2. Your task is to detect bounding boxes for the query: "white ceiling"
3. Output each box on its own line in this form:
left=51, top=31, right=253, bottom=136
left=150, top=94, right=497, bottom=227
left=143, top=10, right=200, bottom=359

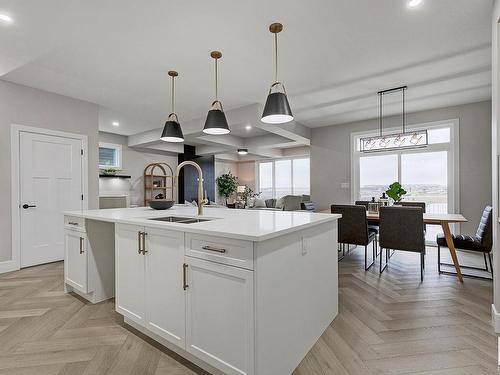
left=0, top=0, right=492, bottom=157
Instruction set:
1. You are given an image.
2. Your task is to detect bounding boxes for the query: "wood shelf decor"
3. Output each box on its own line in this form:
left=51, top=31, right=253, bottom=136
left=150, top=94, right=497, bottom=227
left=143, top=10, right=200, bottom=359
left=144, top=162, right=174, bottom=205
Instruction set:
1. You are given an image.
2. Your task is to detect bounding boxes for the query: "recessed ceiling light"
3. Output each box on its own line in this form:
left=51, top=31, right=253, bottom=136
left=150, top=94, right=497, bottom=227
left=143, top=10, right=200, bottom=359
left=0, top=14, right=13, bottom=23
left=407, top=0, right=423, bottom=8
left=112, top=121, right=120, bottom=127
left=237, top=148, right=248, bottom=155
left=245, top=125, right=252, bottom=130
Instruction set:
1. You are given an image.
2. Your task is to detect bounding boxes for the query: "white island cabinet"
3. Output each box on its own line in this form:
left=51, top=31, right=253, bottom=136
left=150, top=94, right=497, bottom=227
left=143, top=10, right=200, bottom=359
left=64, top=206, right=340, bottom=375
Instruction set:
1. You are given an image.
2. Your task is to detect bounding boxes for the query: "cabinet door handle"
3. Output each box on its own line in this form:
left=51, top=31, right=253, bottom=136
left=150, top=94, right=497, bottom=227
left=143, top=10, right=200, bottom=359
left=68, top=221, right=79, bottom=226
left=79, top=237, right=84, bottom=254
left=138, top=231, right=142, bottom=254
left=183, top=263, right=188, bottom=290
left=201, top=245, right=226, bottom=254
left=142, top=232, right=148, bottom=254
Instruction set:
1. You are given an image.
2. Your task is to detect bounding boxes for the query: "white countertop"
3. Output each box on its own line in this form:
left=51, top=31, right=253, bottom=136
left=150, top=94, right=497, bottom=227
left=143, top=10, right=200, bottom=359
left=65, top=205, right=340, bottom=242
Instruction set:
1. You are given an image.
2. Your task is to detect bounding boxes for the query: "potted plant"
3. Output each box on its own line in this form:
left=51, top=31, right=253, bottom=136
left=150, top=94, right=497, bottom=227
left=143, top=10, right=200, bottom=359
left=216, top=171, right=238, bottom=206
left=101, top=167, right=120, bottom=176
left=241, top=186, right=261, bottom=207
left=385, top=181, right=407, bottom=203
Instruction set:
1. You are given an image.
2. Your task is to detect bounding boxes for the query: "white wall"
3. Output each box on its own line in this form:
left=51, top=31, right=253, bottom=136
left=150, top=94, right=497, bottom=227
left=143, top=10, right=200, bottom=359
left=99, top=132, right=178, bottom=207
left=0, top=79, right=99, bottom=263
left=311, top=100, right=492, bottom=235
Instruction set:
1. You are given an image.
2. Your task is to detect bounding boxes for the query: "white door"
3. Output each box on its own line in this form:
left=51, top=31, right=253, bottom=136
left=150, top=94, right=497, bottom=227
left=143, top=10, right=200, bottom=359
left=20, top=132, right=83, bottom=267
left=145, top=228, right=185, bottom=347
left=185, top=257, right=254, bottom=375
left=64, top=229, right=88, bottom=293
left=115, top=224, right=146, bottom=325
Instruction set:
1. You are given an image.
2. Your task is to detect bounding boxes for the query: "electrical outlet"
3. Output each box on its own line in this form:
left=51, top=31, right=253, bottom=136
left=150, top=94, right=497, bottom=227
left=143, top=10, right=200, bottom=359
left=301, top=236, right=308, bottom=256
left=341, top=182, right=350, bottom=189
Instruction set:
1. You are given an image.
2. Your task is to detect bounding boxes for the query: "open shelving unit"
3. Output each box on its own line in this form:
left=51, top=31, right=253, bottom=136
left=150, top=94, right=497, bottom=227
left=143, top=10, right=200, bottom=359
left=144, top=162, right=174, bottom=205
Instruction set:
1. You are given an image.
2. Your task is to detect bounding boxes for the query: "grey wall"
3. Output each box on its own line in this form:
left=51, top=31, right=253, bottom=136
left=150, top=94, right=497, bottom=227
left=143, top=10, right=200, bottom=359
left=311, top=100, right=492, bottom=234
left=0, top=79, right=99, bottom=262
left=99, top=132, right=178, bottom=206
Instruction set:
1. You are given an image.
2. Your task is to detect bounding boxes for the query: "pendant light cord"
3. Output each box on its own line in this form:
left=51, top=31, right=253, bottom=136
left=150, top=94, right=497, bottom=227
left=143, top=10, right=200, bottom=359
left=274, top=32, right=278, bottom=83
left=171, top=75, right=175, bottom=113
left=379, top=93, right=383, bottom=137
left=402, top=87, right=406, bottom=133
left=215, top=57, right=218, bottom=101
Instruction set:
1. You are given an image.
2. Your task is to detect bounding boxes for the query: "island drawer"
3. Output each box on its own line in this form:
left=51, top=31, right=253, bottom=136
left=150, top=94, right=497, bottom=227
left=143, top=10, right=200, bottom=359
left=64, top=216, right=86, bottom=231
left=185, top=234, right=254, bottom=270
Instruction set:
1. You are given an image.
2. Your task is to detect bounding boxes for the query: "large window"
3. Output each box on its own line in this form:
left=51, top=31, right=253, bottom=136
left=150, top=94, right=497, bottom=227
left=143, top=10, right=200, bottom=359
left=257, top=158, right=310, bottom=199
left=353, top=121, right=458, bottom=244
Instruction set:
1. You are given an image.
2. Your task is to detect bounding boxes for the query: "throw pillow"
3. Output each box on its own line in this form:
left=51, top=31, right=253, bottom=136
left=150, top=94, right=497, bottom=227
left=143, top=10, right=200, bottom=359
left=275, top=197, right=285, bottom=210
left=254, top=198, right=266, bottom=208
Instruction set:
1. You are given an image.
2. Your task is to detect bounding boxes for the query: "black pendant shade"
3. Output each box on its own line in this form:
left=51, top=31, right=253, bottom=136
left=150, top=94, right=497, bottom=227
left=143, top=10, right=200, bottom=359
left=161, top=113, right=184, bottom=142
left=261, top=91, right=293, bottom=124
left=203, top=101, right=230, bottom=135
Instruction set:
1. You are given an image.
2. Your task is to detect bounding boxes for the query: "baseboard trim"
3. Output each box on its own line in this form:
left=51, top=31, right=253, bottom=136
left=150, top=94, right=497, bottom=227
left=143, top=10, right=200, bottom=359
left=0, top=260, right=18, bottom=274
left=492, top=304, right=500, bottom=333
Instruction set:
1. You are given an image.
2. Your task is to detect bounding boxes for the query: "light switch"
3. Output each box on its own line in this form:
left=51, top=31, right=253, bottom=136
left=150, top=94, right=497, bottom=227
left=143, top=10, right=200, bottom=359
left=301, top=236, right=308, bottom=256
left=341, top=182, right=350, bottom=189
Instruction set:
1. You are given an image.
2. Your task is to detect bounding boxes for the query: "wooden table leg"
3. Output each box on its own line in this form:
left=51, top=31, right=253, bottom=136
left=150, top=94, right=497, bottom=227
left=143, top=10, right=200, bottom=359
left=441, top=221, right=464, bottom=282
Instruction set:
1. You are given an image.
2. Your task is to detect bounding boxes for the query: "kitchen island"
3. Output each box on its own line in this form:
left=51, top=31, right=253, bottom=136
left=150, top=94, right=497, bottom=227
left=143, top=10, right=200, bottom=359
left=63, top=205, right=340, bottom=375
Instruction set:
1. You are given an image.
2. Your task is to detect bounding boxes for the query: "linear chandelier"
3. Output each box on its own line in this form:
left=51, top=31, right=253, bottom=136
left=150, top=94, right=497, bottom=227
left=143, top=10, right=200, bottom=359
left=360, top=86, right=428, bottom=153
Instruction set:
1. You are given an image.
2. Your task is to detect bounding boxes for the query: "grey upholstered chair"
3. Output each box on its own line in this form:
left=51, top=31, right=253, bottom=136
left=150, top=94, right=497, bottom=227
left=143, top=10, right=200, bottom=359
left=355, top=200, right=380, bottom=236
left=394, top=201, right=427, bottom=231
left=331, top=204, right=377, bottom=270
left=379, top=206, right=426, bottom=281
left=437, top=205, right=493, bottom=280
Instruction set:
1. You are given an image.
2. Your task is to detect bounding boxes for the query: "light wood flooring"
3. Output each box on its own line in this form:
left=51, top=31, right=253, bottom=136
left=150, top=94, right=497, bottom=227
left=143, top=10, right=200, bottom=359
left=0, top=247, right=496, bottom=375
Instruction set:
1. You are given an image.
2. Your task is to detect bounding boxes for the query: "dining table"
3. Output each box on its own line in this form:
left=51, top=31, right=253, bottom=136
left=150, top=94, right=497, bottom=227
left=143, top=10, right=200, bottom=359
left=321, top=209, right=468, bottom=282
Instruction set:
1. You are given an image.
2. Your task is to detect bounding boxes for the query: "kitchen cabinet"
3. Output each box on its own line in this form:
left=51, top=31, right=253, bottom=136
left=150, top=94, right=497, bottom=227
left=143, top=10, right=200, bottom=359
left=64, top=229, right=88, bottom=293
left=184, top=256, right=254, bottom=375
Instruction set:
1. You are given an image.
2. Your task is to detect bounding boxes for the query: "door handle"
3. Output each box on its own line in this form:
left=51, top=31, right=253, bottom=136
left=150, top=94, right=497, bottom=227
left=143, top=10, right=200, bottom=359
left=79, top=237, right=84, bottom=254
left=138, top=231, right=142, bottom=254
left=22, top=204, right=36, bottom=209
left=183, top=263, right=188, bottom=290
left=141, top=232, right=148, bottom=254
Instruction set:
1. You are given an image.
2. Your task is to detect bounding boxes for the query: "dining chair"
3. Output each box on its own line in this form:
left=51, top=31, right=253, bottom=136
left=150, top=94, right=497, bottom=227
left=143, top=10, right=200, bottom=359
left=379, top=206, right=426, bottom=281
left=436, top=205, right=493, bottom=280
left=331, top=204, right=377, bottom=270
left=355, top=200, right=380, bottom=236
left=394, top=201, right=427, bottom=232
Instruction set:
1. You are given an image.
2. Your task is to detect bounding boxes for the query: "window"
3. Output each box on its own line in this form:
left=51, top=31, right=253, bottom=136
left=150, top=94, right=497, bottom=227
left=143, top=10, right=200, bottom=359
left=257, top=158, right=310, bottom=199
left=352, top=120, right=458, bottom=244
left=99, top=142, right=122, bottom=169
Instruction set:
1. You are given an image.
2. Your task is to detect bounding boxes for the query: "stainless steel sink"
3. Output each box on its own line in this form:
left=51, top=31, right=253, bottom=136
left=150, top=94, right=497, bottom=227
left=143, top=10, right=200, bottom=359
left=148, top=216, right=212, bottom=224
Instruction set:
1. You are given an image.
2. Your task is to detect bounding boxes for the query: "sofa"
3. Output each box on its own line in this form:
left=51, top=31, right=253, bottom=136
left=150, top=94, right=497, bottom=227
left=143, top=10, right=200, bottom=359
left=248, top=195, right=313, bottom=212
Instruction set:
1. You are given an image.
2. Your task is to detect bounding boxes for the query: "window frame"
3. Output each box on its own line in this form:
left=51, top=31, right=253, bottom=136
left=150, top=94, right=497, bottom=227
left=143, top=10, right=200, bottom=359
left=256, top=156, right=310, bottom=198
left=98, top=142, right=123, bottom=169
left=350, top=118, right=460, bottom=216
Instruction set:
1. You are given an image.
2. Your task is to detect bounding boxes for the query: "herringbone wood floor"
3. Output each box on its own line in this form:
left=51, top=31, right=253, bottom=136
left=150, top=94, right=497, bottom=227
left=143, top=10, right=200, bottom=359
left=0, top=247, right=496, bottom=375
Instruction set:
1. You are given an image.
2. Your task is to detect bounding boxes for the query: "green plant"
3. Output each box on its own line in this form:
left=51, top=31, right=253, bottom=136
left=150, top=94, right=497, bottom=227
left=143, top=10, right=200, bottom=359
left=216, top=171, right=238, bottom=205
left=386, top=181, right=407, bottom=202
left=101, top=167, right=120, bottom=175
left=241, top=186, right=261, bottom=204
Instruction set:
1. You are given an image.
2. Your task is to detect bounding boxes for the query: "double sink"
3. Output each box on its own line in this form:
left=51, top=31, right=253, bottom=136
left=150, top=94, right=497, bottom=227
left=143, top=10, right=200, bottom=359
left=148, top=216, right=212, bottom=224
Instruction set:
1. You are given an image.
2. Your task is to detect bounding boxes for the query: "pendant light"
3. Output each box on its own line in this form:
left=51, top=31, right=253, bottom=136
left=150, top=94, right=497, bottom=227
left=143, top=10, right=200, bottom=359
left=261, top=22, right=293, bottom=124
left=203, top=51, right=230, bottom=135
left=160, top=71, right=184, bottom=142
left=360, top=86, right=428, bottom=153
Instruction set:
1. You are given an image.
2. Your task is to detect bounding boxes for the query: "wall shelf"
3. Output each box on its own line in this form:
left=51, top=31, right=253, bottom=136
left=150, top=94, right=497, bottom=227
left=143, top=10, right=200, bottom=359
left=99, top=174, right=132, bottom=179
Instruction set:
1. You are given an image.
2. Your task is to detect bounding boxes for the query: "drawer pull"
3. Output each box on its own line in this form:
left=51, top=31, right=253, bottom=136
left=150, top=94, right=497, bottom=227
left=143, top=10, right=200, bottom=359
left=138, top=231, right=142, bottom=254
left=68, top=222, right=79, bottom=226
left=202, top=245, right=226, bottom=254
left=142, top=232, right=148, bottom=254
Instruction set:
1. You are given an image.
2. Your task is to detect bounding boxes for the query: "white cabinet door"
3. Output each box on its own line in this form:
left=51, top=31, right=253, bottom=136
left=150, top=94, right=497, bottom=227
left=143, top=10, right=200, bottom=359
left=64, top=230, right=88, bottom=293
left=145, top=228, right=185, bottom=347
left=185, top=257, right=254, bottom=375
left=115, top=224, right=146, bottom=325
